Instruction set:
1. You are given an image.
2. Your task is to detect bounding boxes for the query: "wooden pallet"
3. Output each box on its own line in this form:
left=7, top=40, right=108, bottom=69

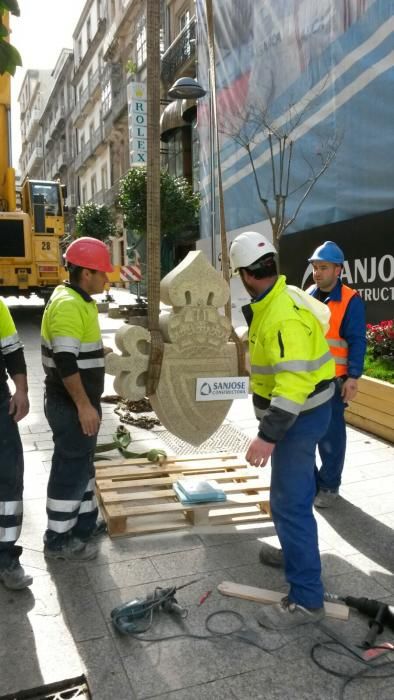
left=95, top=452, right=271, bottom=537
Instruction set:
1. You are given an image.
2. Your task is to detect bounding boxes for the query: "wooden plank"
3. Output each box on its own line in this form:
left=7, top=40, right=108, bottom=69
left=349, top=391, right=394, bottom=416
left=358, top=376, right=394, bottom=404
left=345, top=411, right=394, bottom=443
left=95, top=460, right=249, bottom=480
left=345, top=401, right=394, bottom=430
left=96, top=469, right=263, bottom=492
left=102, top=488, right=176, bottom=503
left=217, top=581, right=349, bottom=621
left=106, top=501, right=189, bottom=517
left=95, top=452, right=243, bottom=469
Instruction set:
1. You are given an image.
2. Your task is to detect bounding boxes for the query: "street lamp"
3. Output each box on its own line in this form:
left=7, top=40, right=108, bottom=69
left=168, top=77, right=207, bottom=100
left=168, top=77, right=217, bottom=267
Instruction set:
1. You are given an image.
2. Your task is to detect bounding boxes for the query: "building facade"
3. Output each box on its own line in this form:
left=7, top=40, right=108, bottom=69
left=18, top=70, right=53, bottom=180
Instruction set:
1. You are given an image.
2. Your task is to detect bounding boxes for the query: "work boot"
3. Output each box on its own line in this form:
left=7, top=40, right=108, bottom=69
left=90, top=518, right=107, bottom=537
left=259, top=542, right=284, bottom=568
left=0, top=560, right=33, bottom=590
left=44, top=536, right=98, bottom=561
left=256, top=595, right=325, bottom=630
left=314, top=490, right=339, bottom=508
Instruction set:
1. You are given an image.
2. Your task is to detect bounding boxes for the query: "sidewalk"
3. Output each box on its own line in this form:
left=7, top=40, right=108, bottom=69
left=1, top=302, right=393, bottom=699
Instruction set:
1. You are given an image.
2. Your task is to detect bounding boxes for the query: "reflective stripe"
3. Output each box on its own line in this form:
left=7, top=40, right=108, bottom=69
left=86, top=478, right=96, bottom=492
left=41, top=336, right=52, bottom=349
left=254, top=405, right=268, bottom=420
left=335, top=357, right=348, bottom=366
left=47, top=498, right=80, bottom=513
left=252, top=350, right=333, bottom=375
left=1, top=332, right=23, bottom=355
left=52, top=336, right=80, bottom=355
left=0, top=501, right=23, bottom=516
left=0, top=524, right=22, bottom=542
left=77, top=358, right=105, bottom=369
left=42, top=356, right=57, bottom=368
left=270, top=396, right=302, bottom=415
left=80, top=341, right=103, bottom=352
left=79, top=496, right=98, bottom=514
left=328, top=338, right=348, bottom=348
left=263, top=383, right=335, bottom=416
left=47, top=517, right=78, bottom=534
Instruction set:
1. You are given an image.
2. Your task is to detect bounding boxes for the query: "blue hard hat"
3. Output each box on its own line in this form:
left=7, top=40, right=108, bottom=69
left=308, top=240, right=344, bottom=264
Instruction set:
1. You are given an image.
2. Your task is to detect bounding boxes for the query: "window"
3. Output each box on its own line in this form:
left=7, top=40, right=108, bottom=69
left=87, top=66, right=93, bottom=87
left=98, top=50, right=103, bottom=74
left=86, top=17, right=91, bottom=43
left=89, top=121, right=94, bottom=145
left=82, top=184, right=87, bottom=203
left=80, top=133, right=85, bottom=152
left=91, top=174, right=97, bottom=198
left=179, top=9, right=191, bottom=31
left=191, top=118, right=200, bottom=192
left=101, top=80, right=112, bottom=116
left=136, top=16, right=147, bottom=67
left=101, top=164, right=108, bottom=192
left=167, top=130, right=184, bottom=178
left=77, top=37, right=83, bottom=63
left=97, top=0, right=102, bottom=21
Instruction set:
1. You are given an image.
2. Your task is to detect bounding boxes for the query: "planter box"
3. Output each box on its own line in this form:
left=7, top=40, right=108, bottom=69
left=345, top=375, right=394, bottom=443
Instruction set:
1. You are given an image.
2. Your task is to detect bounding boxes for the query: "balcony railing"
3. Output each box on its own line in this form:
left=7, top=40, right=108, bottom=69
left=50, top=105, right=66, bottom=136
left=25, top=107, right=41, bottom=140
left=73, top=17, right=107, bottom=85
left=72, top=69, right=102, bottom=127
left=26, top=145, right=43, bottom=175
left=91, top=189, right=105, bottom=205
left=104, top=180, right=120, bottom=207
left=161, top=16, right=196, bottom=85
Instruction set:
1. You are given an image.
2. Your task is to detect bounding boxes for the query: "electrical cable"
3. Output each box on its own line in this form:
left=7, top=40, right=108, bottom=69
left=310, top=640, right=394, bottom=699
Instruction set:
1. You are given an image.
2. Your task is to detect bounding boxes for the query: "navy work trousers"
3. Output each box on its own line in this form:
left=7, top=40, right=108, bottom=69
left=0, top=396, right=24, bottom=567
left=316, top=379, right=347, bottom=492
left=270, top=400, right=331, bottom=609
left=44, top=391, right=99, bottom=548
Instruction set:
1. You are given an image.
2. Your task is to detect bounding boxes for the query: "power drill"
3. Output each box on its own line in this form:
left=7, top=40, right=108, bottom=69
left=111, top=579, right=200, bottom=634
left=328, top=594, right=394, bottom=648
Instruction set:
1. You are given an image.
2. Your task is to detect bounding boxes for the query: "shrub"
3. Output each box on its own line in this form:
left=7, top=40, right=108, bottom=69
left=366, top=320, right=394, bottom=360
left=75, top=202, right=118, bottom=242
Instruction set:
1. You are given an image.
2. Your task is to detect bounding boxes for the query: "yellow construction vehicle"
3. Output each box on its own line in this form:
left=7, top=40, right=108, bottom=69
left=0, top=16, right=66, bottom=302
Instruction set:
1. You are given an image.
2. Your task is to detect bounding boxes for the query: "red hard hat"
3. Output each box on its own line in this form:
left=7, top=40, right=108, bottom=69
left=65, top=237, right=113, bottom=273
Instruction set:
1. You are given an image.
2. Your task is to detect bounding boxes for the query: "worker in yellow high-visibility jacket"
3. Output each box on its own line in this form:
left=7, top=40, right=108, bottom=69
left=0, top=300, right=32, bottom=590
left=230, top=231, right=335, bottom=628
left=41, top=237, right=113, bottom=562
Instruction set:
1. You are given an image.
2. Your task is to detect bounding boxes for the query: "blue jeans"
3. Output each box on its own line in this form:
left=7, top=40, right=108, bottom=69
left=0, top=395, right=24, bottom=568
left=44, top=391, right=100, bottom=548
left=316, top=379, right=347, bottom=492
left=270, top=401, right=331, bottom=608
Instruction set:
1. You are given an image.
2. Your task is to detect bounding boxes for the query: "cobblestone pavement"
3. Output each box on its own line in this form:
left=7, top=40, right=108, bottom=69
left=1, top=296, right=393, bottom=699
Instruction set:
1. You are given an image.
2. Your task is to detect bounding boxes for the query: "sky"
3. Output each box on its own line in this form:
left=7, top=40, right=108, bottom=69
left=10, top=0, right=85, bottom=167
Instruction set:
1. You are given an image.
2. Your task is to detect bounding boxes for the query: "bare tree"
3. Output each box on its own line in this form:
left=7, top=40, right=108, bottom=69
left=219, top=91, right=341, bottom=253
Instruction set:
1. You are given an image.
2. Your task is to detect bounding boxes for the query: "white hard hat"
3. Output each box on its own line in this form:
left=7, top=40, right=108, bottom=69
left=229, top=231, right=277, bottom=271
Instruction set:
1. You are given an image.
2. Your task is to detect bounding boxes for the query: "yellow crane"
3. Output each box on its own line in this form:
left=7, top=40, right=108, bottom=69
left=0, top=12, right=66, bottom=302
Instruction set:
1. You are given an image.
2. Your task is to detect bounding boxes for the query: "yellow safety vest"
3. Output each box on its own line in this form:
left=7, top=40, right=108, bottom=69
left=248, top=276, right=335, bottom=416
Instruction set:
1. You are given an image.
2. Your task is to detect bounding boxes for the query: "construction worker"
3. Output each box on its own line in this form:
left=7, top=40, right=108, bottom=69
left=41, top=237, right=113, bottom=561
left=307, top=241, right=366, bottom=507
left=230, top=231, right=335, bottom=625
left=0, top=300, right=32, bottom=590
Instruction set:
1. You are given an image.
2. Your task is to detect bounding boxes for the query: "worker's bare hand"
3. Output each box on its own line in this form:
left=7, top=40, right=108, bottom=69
left=77, top=403, right=101, bottom=436
left=246, top=437, right=275, bottom=468
left=9, top=390, right=30, bottom=422
left=341, top=378, right=358, bottom=403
